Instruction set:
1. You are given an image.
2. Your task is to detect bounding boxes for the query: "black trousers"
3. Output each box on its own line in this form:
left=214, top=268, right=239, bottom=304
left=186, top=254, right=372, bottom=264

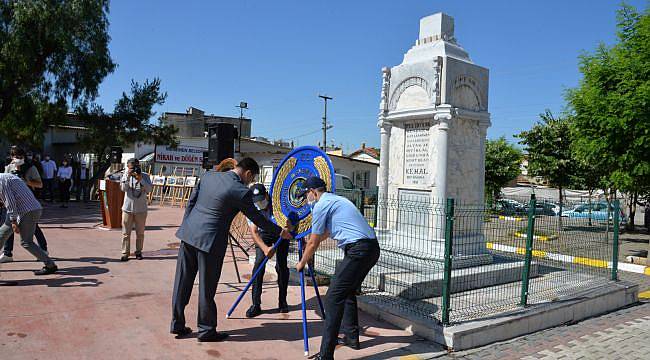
left=171, top=241, right=227, bottom=338
left=251, top=238, right=289, bottom=307
left=59, top=179, right=71, bottom=203
left=320, top=239, right=380, bottom=359
left=42, top=178, right=55, bottom=201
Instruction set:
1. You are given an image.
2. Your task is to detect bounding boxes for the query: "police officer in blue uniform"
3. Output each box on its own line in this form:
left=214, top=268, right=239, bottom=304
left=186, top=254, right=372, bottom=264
left=295, top=176, right=380, bottom=360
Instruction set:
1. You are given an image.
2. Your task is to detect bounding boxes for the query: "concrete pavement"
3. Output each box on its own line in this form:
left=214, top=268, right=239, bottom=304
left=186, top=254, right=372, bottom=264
left=0, top=202, right=443, bottom=360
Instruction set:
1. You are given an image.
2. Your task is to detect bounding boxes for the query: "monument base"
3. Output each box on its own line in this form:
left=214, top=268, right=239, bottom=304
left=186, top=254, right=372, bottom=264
left=375, top=229, right=495, bottom=269
left=313, top=246, right=538, bottom=301
left=357, top=280, right=638, bottom=351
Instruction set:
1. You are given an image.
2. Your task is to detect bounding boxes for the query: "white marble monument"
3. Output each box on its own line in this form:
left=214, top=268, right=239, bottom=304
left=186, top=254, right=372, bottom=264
left=377, top=13, right=492, bottom=266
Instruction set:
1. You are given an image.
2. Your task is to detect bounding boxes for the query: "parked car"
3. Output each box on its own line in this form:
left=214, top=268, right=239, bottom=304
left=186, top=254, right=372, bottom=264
left=335, top=174, right=355, bottom=190
left=526, top=202, right=561, bottom=216
left=561, top=201, right=627, bottom=225
left=494, top=199, right=526, bottom=216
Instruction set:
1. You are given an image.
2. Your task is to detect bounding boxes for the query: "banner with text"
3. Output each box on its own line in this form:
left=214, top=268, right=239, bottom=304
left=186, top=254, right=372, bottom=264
left=155, top=146, right=205, bottom=165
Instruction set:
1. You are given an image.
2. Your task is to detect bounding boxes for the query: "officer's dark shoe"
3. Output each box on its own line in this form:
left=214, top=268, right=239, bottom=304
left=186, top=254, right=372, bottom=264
left=197, top=332, right=229, bottom=342
left=171, top=326, right=192, bottom=338
left=120, top=255, right=129, bottom=262
left=279, top=302, right=289, bottom=313
left=337, top=336, right=360, bottom=350
left=135, top=253, right=143, bottom=260
left=246, top=305, right=262, bottom=318
left=34, top=265, right=58, bottom=275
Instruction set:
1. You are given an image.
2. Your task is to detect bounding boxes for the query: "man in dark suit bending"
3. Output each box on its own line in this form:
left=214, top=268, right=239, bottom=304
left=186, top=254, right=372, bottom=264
left=170, top=158, right=293, bottom=342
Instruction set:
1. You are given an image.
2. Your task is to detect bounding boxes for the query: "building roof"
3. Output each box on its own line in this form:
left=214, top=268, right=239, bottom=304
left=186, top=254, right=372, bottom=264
left=348, top=146, right=380, bottom=160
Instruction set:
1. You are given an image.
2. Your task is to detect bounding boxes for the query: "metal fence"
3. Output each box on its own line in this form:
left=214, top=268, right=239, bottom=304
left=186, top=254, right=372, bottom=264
left=295, top=190, right=622, bottom=325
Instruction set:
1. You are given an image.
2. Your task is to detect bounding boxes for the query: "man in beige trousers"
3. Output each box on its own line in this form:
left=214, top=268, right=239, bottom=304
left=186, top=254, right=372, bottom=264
left=120, top=158, right=152, bottom=261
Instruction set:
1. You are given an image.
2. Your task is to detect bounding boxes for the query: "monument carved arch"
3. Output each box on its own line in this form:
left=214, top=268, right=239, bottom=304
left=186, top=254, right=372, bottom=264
left=451, top=75, right=483, bottom=111
left=389, top=77, right=435, bottom=111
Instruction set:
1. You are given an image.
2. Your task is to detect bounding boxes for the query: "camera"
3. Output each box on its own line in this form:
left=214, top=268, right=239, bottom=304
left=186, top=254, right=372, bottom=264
left=131, top=165, right=142, bottom=176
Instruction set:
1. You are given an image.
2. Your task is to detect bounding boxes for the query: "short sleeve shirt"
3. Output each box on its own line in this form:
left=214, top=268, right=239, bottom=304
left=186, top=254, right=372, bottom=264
left=311, top=192, right=376, bottom=248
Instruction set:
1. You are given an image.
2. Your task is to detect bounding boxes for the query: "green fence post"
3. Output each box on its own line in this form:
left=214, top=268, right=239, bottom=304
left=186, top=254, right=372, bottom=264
left=359, top=189, right=366, bottom=215
left=520, top=194, right=536, bottom=306
left=441, top=198, right=455, bottom=325
left=611, top=200, right=620, bottom=281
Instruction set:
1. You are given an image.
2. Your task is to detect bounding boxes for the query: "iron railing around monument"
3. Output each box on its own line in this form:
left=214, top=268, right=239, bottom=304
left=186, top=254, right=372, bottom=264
left=293, top=193, right=621, bottom=325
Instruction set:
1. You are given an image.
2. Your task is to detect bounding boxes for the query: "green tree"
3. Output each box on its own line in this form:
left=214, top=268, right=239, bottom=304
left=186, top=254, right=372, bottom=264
left=484, top=137, right=523, bottom=203
left=0, top=0, right=115, bottom=146
left=518, top=110, right=575, bottom=228
left=76, top=78, right=178, bottom=178
left=566, top=4, right=650, bottom=229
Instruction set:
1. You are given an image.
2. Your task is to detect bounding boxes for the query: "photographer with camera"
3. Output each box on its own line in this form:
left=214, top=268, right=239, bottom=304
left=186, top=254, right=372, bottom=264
left=0, top=146, right=49, bottom=264
left=119, top=158, right=152, bottom=261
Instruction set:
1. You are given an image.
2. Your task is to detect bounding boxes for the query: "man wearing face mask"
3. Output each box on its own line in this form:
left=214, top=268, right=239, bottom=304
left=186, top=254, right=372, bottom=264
left=0, top=146, right=49, bottom=264
left=171, top=157, right=294, bottom=342
left=295, top=176, right=380, bottom=360
left=75, top=162, right=90, bottom=203
left=40, top=155, right=57, bottom=202
left=244, top=183, right=290, bottom=318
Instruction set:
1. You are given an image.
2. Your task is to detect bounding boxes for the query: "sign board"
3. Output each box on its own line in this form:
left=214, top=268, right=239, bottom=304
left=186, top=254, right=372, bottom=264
left=155, top=146, right=205, bottom=165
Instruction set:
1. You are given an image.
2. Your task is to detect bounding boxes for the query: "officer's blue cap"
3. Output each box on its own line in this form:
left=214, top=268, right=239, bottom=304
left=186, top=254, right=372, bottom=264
left=296, top=176, right=326, bottom=198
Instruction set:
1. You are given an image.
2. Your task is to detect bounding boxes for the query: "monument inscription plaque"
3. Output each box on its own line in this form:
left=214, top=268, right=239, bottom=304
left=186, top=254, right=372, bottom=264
left=404, top=120, right=432, bottom=186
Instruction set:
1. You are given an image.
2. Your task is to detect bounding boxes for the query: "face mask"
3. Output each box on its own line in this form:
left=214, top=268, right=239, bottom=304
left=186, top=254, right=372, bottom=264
left=26, top=156, right=32, bottom=160
left=255, top=199, right=269, bottom=210
left=12, top=158, right=24, bottom=166
left=307, top=191, right=318, bottom=209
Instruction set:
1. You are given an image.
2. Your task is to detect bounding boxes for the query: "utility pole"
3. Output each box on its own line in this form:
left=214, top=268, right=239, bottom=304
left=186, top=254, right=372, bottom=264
left=318, top=94, right=333, bottom=151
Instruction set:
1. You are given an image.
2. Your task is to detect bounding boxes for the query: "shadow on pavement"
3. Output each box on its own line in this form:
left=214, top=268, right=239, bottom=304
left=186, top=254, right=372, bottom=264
left=12, top=276, right=102, bottom=287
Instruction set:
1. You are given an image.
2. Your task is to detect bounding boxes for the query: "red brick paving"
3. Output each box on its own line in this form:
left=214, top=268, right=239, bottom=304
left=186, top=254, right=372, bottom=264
left=0, top=203, right=435, bottom=360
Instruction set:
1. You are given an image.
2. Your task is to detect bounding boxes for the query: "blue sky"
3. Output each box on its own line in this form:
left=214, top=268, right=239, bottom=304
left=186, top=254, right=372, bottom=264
left=96, top=0, right=647, bottom=152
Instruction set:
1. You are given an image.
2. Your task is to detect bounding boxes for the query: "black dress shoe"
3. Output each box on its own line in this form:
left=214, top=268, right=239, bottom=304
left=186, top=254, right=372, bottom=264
left=197, top=332, right=229, bottom=342
left=34, top=265, right=58, bottom=275
left=120, top=255, right=129, bottom=262
left=278, top=302, right=289, bottom=313
left=337, top=336, right=360, bottom=350
left=246, top=305, right=262, bottom=318
left=171, top=326, right=192, bottom=337
left=135, top=253, right=143, bottom=260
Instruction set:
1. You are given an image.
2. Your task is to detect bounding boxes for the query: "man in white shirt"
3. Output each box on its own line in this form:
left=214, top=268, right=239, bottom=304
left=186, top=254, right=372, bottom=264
left=40, top=155, right=57, bottom=202
left=75, top=162, right=90, bottom=203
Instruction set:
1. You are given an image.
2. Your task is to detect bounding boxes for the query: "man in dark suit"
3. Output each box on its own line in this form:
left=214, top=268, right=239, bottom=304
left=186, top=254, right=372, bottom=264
left=170, top=158, right=293, bottom=342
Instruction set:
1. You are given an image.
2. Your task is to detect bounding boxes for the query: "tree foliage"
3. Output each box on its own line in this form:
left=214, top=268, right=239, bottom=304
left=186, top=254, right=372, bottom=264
left=0, top=0, right=115, bottom=146
left=76, top=78, right=178, bottom=174
left=566, top=4, right=650, bottom=194
left=484, top=136, right=523, bottom=201
left=566, top=4, right=650, bottom=227
left=518, top=110, right=575, bottom=192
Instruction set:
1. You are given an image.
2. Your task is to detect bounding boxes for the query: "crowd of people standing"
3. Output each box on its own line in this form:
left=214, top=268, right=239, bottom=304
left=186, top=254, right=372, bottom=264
left=3, top=147, right=92, bottom=206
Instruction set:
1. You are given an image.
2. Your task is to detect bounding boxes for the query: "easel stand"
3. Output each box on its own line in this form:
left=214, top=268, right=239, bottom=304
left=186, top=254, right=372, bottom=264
left=228, top=232, right=250, bottom=283
left=226, top=236, right=326, bottom=357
